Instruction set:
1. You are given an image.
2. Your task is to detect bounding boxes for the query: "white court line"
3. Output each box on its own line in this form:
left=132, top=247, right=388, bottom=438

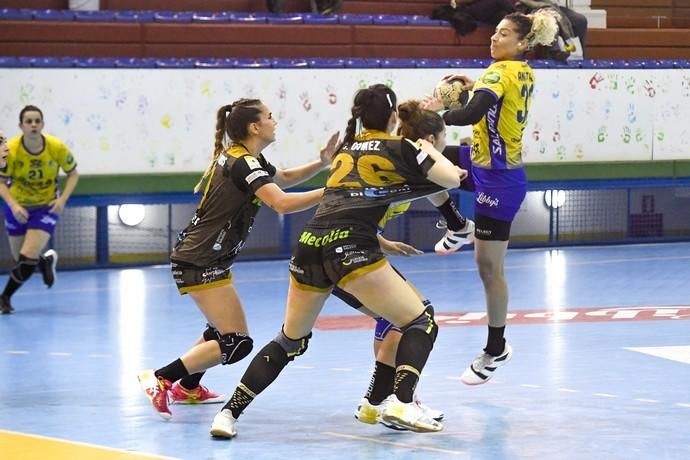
left=594, top=393, right=618, bottom=398
left=6, top=350, right=29, bottom=354
left=634, top=398, right=659, bottom=403
left=88, top=354, right=112, bottom=358
left=676, top=403, right=690, bottom=408
left=330, top=368, right=353, bottom=372
left=48, top=352, right=72, bottom=357
left=520, top=384, right=542, bottom=388
left=291, top=365, right=314, bottom=369
left=559, top=388, right=578, bottom=393
left=322, top=432, right=464, bottom=456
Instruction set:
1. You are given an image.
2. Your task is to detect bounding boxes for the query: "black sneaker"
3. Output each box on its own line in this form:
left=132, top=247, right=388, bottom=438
left=0, top=295, right=14, bottom=314
left=40, top=249, right=58, bottom=288
left=266, top=0, right=284, bottom=13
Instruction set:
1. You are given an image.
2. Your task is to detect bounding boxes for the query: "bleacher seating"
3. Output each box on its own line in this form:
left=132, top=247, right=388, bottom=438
left=593, top=0, right=671, bottom=19
left=0, top=0, right=689, bottom=60
left=0, top=0, right=452, bottom=16
left=594, top=0, right=689, bottom=28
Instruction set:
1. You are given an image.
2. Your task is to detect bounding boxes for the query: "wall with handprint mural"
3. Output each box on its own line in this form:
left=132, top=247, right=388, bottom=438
left=0, top=67, right=687, bottom=175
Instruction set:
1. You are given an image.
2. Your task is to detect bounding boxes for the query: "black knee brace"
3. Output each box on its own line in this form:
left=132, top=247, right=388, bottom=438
left=203, top=324, right=221, bottom=342
left=218, top=333, right=254, bottom=365
left=273, top=329, right=312, bottom=362
left=10, top=255, right=39, bottom=284
left=400, top=305, right=438, bottom=345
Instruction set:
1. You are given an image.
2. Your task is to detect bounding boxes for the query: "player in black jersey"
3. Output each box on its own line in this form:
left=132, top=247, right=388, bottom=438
left=210, top=84, right=467, bottom=438
left=137, top=98, right=338, bottom=420
left=344, top=100, right=474, bottom=428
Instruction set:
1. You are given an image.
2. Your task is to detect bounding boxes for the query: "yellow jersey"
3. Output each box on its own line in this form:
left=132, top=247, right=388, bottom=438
left=471, top=60, right=535, bottom=170
left=1, top=134, right=77, bottom=207
left=377, top=202, right=411, bottom=232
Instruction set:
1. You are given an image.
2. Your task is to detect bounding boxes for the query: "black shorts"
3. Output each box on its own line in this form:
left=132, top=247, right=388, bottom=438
left=474, top=212, right=512, bottom=241
left=171, top=261, right=233, bottom=294
left=289, top=223, right=386, bottom=291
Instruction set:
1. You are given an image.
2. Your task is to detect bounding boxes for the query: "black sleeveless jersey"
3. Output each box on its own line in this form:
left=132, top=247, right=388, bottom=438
left=312, top=129, right=443, bottom=228
left=171, top=144, right=276, bottom=267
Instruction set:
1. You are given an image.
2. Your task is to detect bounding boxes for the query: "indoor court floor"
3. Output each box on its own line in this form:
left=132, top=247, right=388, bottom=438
left=1, top=242, right=689, bottom=459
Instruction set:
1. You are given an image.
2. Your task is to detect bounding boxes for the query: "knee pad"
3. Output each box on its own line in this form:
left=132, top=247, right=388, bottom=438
left=273, top=329, right=312, bottom=362
left=203, top=325, right=221, bottom=342
left=218, top=333, right=254, bottom=365
left=400, top=305, right=438, bottom=344
left=374, top=318, right=400, bottom=341
left=10, top=255, right=39, bottom=283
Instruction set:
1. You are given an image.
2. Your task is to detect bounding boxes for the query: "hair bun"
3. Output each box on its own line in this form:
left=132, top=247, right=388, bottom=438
left=397, top=100, right=421, bottom=123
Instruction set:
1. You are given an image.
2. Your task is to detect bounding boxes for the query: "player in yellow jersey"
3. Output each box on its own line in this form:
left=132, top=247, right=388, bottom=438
left=423, top=11, right=558, bottom=384
left=0, top=106, right=79, bottom=314
left=137, top=99, right=338, bottom=420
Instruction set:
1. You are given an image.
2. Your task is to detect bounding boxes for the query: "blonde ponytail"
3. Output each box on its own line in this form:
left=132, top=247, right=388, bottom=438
left=526, top=9, right=559, bottom=48
left=194, top=105, right=231, bottom=193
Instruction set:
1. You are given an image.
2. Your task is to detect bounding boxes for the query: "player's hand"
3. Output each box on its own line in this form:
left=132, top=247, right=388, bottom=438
left=378, top=235, right=423, bottom=256
left=421, top=96, right=445, bottom=112
left=48, top=198, right=66, bottom=215
left=456, top=166, right=469, bottom=181
left=320, top=131, right=340, bottom=167
left=10, top=204, right=29, bottom=224
left=450, top=0, right=457, bottom=7
left=442, top=74, right=474, bottom=91
left=415, top=138, right=437, bottom=152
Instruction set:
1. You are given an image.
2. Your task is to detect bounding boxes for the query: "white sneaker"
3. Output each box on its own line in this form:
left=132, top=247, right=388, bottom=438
left=434, top=220, right=475, bottom=255
left=380, top=394, right=443, bottom=433
left=354, top=397, right=380, bottom=425
left=210, top=409, right=238, bottom=438
left=355, top=397, right=409, bottom=430
left=461, top=342, right=513, bottom=386
left=414, top=395, right=444, bottom=421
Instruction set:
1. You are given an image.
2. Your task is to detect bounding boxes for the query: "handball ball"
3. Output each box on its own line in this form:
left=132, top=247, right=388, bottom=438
left=433, top=80, right=469, bottom=110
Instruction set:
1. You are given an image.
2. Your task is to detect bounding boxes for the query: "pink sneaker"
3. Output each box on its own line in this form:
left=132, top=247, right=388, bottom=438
left=170, top=382, right=226, bottom=404
left=137, top=369, right=173, bottom=420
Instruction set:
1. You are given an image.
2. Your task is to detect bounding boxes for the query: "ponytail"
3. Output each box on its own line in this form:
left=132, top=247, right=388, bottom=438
left=194, top=99, right=262, bottom=193
left=337, top=84, right=397, bottom=151
left=504, top=11, right=558, bottom=50
left=336, top=105, right=361, bottom=153
left=526, top=9, right=559, bottom=48
left=194, top=104, right=232, bottom=193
